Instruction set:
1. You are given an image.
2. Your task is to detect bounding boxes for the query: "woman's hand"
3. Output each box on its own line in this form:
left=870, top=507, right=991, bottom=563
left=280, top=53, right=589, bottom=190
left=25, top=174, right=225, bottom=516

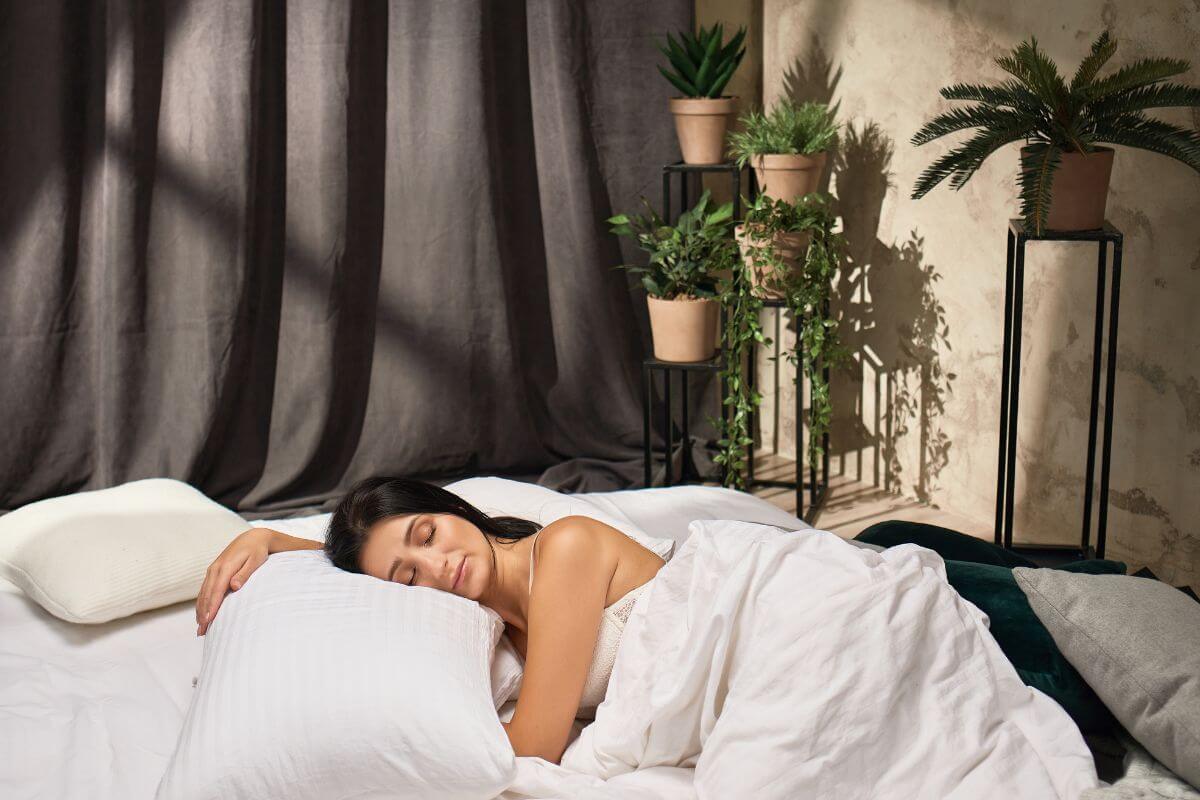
left=195, top=527, right=276, bottom=636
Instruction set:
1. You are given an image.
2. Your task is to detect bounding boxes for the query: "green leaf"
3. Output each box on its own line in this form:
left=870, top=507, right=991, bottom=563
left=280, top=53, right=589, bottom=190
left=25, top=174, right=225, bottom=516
left=1092, top=114, right=1200, bottom=170
left=705, top=202, right=734, bottom=225
left=664, top=34, right=699, bottom=84
left=1071, top=30, right=1117, bottom=91
left=911, top=105, right=1031, bottom=146
left=718, top=26, right=747, bottom=66
left=682, top=28, right=706, bottom=63
left=1086, top=57, right=1191, bottom=100
left=692, top=26, right=723, bottom=94
left=1089, top=83, right=1200, bottom=120
left=1018, top=141, right=1062, bottom=235
left=911, top=123, right=1028, bottom=198
left=658, top=65, right=697, bottom=97
left=708, top=53, right=741, bottom=98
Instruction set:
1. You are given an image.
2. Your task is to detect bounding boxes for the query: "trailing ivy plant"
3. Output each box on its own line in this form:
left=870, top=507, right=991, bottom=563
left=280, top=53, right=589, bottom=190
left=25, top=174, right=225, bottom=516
left=607, top=189, right=737, bottom=299
left=727, top=100, right=840, bottom=166
left=911, top=30, right=1200, bottom=234
left=709, top=192, right=845, bottom=488
left=657, top=23, right=747, bottom=99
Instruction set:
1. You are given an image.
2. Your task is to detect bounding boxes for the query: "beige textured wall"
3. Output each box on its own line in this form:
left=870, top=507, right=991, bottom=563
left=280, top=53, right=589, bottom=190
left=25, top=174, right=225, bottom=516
left=738, top=0, right=1200, bottom=586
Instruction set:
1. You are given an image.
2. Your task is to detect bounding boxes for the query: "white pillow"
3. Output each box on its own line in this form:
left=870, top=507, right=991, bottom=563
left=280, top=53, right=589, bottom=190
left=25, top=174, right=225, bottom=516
left=0, top=478, right=250, bottom=623
left=156, top=550, right=515, bottom=800
left=443, top=476, right=675, bottom=561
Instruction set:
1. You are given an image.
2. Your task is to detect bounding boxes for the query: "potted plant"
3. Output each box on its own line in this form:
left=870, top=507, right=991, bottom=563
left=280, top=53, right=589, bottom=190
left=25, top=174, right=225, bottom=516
left=712, top=191, right=845, bottom=487
left=911, top=30, right=1200, bottom=234
left=608, top=189, right=736, bottom=362
left=657, top=23, right=747, bottom=165
left=728, top=100, right=840, bottom=201
left=735, top=193, right=832, bottom=299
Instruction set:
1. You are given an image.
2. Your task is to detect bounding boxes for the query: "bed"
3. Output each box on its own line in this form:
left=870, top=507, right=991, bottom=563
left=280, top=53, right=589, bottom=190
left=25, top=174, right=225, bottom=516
left=3, top=483, right=1191, bottom=799
left=0, top=483, right=808, bottom=800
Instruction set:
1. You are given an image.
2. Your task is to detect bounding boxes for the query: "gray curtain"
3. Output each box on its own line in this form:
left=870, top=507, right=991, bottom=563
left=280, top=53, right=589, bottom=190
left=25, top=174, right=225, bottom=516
left=0, top=0, right=695, bottom=514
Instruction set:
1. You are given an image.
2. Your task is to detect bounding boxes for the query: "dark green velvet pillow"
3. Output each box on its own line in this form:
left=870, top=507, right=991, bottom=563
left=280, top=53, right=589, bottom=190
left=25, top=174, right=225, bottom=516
left=858, top=520, right=1038, bottom=567
left=942, top=558, right=1124, bottom=735
left=855, top=520, right=1126, bottom=735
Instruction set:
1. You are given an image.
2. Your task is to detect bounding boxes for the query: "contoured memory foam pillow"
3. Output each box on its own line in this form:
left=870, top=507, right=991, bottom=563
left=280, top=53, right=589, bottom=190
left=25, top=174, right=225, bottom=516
left=156, top=550, right=515, bottom=800
left=0, top=478, right=250, bottom=623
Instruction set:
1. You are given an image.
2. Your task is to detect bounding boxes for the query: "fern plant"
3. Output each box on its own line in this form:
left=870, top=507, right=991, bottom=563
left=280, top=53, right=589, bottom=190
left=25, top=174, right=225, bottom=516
left=911, top=30, right=1200, bottom=234
left=607, top=189, right=736, bottom=299
left=657, top=23, right=747, bottom=98
left=728, top=101, right=840, bottom=167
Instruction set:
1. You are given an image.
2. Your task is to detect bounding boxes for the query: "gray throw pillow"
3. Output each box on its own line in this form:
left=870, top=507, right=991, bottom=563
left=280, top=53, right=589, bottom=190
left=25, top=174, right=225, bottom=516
left=1014, top=568, right=1200, bottom=789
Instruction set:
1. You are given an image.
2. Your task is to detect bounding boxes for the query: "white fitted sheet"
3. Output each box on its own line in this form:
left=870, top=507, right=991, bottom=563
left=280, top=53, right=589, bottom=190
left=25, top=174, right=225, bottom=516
left=0, top=484, right=806, bottom=800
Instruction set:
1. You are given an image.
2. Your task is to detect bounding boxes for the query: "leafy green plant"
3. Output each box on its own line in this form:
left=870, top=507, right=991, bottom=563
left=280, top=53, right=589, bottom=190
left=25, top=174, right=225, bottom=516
left=657, top=23, right=747, bottom=99
left=607, top=189, right=737, bottom=299
left=727, top=100, right=840, bottom=167
left=710, top=192, right=845, bottom=488
left=911, top=30, right=1200, bottom=234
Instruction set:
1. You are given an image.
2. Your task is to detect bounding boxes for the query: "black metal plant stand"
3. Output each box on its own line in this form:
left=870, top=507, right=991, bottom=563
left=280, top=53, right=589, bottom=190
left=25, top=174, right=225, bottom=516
left=661, top=160, right=750, bottom=221
left=642, top=349, right=727, bottom=489
left=745, top=297, right=831, bottom=520
left=642, top=160, right=831, bottom=519
left=995, top=219, right=1123, bottom=560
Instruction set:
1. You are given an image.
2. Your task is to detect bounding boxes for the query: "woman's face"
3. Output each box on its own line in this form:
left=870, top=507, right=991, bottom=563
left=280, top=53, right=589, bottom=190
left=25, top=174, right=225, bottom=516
left=359, top=513, right=489, bottom=600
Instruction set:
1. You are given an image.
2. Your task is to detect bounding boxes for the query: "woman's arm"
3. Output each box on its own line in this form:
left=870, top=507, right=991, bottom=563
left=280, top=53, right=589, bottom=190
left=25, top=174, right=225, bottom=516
left=196, top=527, right=322, bottom=635
left=503, top=518, right=614, bottom=764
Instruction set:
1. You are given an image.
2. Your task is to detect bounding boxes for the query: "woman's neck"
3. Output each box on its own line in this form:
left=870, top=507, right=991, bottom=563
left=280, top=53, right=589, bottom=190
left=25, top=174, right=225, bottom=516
left=478, top=534, right=536, bottom=633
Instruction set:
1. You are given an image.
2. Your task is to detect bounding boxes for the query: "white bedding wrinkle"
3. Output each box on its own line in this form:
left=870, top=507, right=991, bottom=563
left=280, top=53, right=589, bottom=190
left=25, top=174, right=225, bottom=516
left=559, top=520, right=1100, bottom=800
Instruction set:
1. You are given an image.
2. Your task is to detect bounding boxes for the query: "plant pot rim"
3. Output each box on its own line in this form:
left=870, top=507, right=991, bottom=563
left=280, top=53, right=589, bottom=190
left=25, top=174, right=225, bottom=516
left=669, top=96, right=739, bottom=113
left=1019, top=144, right=1115, bottom=158
left=647, top=293, right=718, bottom=303
left=752, top=152, right=828, bottom=168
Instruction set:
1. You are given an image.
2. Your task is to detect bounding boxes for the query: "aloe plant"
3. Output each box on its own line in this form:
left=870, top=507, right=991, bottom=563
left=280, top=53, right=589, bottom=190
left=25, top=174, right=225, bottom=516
left=657, top=23, right=747, bottom=99
left=912, top=30, right=1200, bottom=234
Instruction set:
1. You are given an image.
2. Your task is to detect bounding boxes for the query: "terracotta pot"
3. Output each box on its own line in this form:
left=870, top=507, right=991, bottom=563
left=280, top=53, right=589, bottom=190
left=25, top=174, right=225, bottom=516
left=751, top=152, right=827, bottom=202
left=1021, top=146, right=1115, bottom=231
left=734, top=223, right=811, bottom=299
left=646, top=294, right=720, bottom=362
left=669, top=97, right=738, bottom=165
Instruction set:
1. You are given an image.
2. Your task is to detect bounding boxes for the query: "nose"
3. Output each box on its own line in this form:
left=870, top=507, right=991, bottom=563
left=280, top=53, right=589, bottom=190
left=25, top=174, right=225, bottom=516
left=417, top=550, right=452, bottom=588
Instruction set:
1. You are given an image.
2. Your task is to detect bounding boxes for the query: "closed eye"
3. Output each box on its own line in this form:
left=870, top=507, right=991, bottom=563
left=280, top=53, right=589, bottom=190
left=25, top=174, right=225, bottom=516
left=407, top=524, right=435, bottom=585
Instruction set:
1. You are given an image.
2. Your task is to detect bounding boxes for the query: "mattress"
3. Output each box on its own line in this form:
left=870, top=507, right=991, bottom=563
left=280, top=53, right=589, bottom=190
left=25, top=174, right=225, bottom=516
left=0, top=484, right=808, bottom=800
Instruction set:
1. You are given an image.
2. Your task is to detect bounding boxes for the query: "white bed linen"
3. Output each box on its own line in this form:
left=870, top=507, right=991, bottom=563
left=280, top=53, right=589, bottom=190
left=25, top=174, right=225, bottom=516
left=560, top=520, right=1100, bottom=799
left=0, top=484, right=804, bottom=800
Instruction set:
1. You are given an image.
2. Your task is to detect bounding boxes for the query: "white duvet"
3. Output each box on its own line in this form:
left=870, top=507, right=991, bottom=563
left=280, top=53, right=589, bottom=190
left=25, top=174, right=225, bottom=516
left=504, top=520, right=1100, bottom=800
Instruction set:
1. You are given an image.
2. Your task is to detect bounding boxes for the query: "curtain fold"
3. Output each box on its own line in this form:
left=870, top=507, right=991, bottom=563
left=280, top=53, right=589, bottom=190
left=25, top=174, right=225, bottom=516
left=1, top=0, right=692, bottom=512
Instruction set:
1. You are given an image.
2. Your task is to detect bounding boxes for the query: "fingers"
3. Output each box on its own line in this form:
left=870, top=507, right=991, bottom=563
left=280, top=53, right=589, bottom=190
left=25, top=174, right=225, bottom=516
left=196, top=552, right=250, bottom=636
left=229, top=553, right=262, bottom=592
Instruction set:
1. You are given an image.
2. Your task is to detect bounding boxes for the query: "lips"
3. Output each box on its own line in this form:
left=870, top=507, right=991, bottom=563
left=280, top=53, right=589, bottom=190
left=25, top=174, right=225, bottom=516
left=452, top=558, right=466, bottom=591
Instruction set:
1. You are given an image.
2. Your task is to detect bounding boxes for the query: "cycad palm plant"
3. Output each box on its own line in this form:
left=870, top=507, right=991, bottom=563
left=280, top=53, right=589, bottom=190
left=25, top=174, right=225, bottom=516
left=912, top=31, right=1200, bottom=234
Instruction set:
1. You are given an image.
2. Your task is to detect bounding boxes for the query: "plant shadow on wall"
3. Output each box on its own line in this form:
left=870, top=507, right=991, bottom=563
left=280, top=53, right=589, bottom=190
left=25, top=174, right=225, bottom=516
left=781, top=38, right=842, bottom=196
left=830, top=121, right=957, bottom=503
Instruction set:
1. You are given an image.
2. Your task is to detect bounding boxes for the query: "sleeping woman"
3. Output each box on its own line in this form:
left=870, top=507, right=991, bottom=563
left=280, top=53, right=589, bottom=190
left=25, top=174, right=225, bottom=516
left=194, top=476, right=664, bottom=765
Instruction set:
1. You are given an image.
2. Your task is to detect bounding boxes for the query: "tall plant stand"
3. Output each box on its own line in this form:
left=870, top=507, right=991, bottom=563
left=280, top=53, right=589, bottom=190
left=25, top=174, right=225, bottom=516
left=745, top=298, right=831, bottom=520
left=995, top=219, right=1123, bottom=560
left=639, top=162, right=751, bottom=491
left=642, top=350, right=727, bottom=488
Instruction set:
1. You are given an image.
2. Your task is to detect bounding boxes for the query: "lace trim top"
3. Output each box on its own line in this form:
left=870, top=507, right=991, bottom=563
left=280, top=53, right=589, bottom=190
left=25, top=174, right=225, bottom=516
left=527, top=530, right=651, bottom=713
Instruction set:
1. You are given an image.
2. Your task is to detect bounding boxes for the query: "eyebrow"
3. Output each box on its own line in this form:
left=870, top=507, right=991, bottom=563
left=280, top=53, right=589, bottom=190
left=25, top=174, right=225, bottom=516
left=387, top=514, right=422, bottom=582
